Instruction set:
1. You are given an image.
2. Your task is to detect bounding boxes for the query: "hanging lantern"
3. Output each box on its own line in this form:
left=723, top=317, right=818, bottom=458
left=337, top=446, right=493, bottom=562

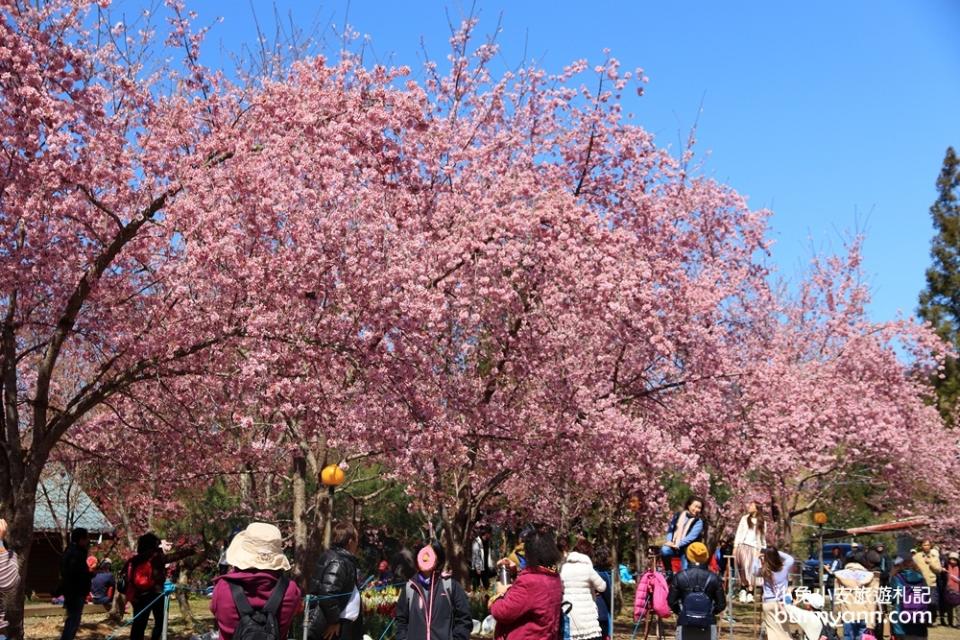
left=321, top=464, right=346, bottom=487
left=627, top=496, right=641, bottom=512
left=813, top=512, right=828, bottom=526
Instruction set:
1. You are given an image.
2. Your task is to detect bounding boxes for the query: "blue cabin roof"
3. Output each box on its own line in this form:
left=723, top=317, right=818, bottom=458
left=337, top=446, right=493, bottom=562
left=33, top=471, right=114, bottom=534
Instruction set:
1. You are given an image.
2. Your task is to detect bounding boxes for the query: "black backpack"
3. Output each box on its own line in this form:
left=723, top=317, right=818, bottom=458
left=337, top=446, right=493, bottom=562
left=678, top=578, right=715, bottom=629
left=230, top=576, right=289, bottom=640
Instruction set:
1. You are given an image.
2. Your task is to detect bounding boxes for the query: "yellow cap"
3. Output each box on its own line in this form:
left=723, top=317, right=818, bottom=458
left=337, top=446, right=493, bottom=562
left=686, top=542, right=709, bottom=565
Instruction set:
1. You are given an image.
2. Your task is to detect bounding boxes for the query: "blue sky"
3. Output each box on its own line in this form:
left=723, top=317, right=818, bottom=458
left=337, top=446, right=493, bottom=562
left=128, top=0, right=960, bottom=322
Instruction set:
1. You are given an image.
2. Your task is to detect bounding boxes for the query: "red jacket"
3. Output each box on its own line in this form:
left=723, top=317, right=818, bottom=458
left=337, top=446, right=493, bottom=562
left=490, top=566, right=563, bottom=640
left=210, top=570, right=303, bottom=640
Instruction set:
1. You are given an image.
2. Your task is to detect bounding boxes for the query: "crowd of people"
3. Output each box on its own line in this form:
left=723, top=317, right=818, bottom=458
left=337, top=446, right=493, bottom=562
left=2, top=500, right=956, bottom=640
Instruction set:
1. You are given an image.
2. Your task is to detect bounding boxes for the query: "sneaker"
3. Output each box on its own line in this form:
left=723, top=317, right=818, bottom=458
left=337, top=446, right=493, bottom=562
left=746, top=593, right=755, bottom=603
left=739, top=589, right=747, bottom=603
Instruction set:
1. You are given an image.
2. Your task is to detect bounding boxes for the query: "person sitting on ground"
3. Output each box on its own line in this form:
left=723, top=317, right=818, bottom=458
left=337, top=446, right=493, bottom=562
left=210, top=522, right=302, bottom=640
left=668, top=542, right=726, bottom=640
left=90, top=560, right=116, bottom=606
left=395, top=542, right=472, bottom=640
left=490, top=525, right=564, bottom=640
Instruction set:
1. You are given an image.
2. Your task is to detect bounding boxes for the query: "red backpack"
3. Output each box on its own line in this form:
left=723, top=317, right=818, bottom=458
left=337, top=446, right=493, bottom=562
left=126, top=556, right=157, bottom=595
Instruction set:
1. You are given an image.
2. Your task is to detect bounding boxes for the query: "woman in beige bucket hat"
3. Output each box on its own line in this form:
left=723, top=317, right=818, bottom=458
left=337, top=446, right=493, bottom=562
left=210, top=523, right=303, bottom=640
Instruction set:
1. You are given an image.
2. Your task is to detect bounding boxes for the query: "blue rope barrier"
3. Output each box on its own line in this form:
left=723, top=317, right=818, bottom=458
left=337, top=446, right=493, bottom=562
left=105, top=587, right=172, bottom=640
left=99, top=577, right=409, bottom=640
left=376, top=617, right=396, bottom=640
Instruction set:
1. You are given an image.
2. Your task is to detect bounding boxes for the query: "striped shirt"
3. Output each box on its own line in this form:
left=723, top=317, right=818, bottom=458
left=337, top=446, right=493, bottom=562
left=0, top=547, right=19, bottom=631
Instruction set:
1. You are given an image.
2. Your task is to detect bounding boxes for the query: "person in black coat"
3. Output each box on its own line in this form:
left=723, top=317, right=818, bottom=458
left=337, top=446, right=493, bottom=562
left=59, top=528, right=92, bottom=640
left=396, top=542, right=472, bottom=640
left=668, top=543, right=726, bottom=640
left=309, top=522, right=364, bottom=640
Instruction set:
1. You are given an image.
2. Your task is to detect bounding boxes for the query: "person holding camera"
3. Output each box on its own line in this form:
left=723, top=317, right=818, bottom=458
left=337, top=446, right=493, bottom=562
left=489, top=527, right=564, bottom=640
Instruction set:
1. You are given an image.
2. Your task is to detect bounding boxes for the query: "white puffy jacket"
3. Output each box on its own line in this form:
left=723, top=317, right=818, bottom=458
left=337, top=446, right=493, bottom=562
left=560, top=552, right=607, bottom=640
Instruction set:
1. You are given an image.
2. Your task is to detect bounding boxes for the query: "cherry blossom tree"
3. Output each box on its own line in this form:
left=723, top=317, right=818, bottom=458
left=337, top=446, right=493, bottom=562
left=711, top=245, right=958, bottom=546
left=0, top=1, right=269, bottom=632
left=4, top=7, right=957, bottom=638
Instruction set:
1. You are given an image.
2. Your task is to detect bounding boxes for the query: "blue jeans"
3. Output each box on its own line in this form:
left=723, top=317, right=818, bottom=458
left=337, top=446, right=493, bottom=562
left=59, top=596, right=85, bottom=640
left=843, top=621, right=866, bottom=640
left=661, top=545, right=688, bottom=570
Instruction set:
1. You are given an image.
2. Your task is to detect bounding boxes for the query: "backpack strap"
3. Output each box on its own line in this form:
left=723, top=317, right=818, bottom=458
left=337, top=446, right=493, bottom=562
left=263, top=576, right=289, bottom=616
left=229, top=581, right=256, bottom=617
left=442, top=577, right=452, bottom=598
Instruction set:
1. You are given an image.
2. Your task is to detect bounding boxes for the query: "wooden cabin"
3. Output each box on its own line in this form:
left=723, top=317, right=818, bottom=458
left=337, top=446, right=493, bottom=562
left=26, top=471, right=114, bottom=598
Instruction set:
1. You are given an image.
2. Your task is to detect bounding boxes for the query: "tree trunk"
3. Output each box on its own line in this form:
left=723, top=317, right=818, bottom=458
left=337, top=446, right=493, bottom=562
left=610, top=533, right=621, bottom=615
left=353, top=497, right=364, bottom=533
left=635, top=520, right=646, bottom=573
left=175, top=566, right=195, bottom=633
left=773, top=491, right=794, bottom=549
left=440, top=500, right=471, bottom=582
left=292, top=454, right=309, bottom=583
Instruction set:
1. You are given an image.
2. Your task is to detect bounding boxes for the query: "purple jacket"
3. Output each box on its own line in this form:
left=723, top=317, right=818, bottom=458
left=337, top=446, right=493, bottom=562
left=211, top=570, right=303, bottom=640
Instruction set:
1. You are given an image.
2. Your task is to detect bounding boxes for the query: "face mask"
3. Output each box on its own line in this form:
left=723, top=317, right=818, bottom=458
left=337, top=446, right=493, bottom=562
left=417, top=545, right=437, bottom=573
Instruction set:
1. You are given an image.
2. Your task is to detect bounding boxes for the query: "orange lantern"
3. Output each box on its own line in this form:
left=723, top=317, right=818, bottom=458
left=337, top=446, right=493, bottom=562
left=813, top=512, right=828, bottom=526
left=627, top=496, right=641, bottom=512
left=321, top=464, right=346, bottom=487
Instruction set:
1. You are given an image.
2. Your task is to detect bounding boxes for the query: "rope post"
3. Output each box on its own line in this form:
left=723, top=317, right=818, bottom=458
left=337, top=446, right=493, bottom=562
left=611, top=565, right=616, bottom=640
left=161, top=580, right=174, bottom=640
left=726, top=553, right=735, bottom=640
left=303, top=595, right=310, bottom=640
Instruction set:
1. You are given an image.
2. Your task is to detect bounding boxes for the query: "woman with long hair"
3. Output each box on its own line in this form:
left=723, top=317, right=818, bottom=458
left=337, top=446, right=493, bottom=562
left=733, top=501, right=766, bottom=601
left=753, top=545, right=794, bottom=640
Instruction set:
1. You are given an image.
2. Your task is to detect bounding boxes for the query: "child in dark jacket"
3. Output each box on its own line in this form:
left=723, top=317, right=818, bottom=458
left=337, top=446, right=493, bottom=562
left=396, top=543, right=472, bottom=640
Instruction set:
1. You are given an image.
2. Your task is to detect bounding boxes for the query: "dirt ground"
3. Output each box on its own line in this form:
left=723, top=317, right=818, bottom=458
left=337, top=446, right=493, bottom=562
left=23, top=600, right=960, bottom=640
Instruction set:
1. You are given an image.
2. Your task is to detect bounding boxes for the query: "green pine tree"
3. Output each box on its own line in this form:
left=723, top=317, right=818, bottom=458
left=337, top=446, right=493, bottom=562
left=919, top=146, right=960, bottom=424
